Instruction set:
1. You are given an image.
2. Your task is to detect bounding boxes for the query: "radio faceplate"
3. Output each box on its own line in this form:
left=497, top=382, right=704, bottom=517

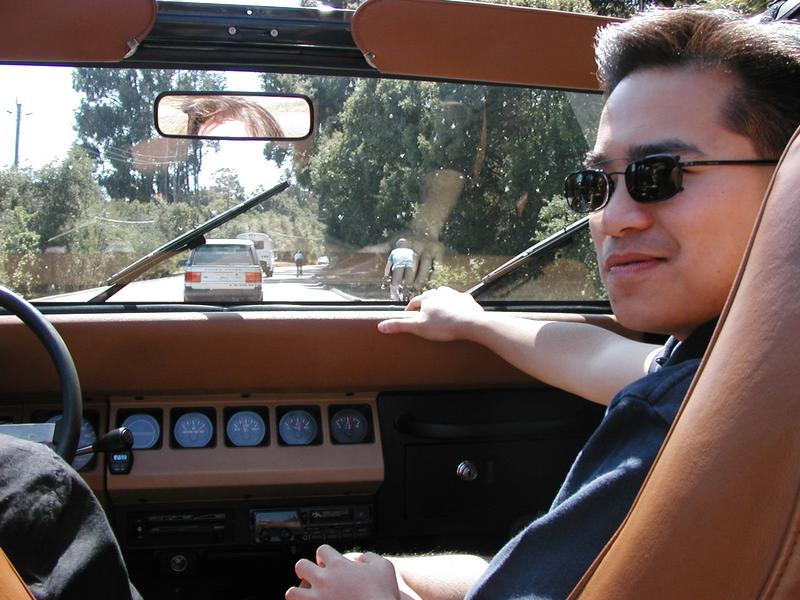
left=252, top=505, right=372, bottom=544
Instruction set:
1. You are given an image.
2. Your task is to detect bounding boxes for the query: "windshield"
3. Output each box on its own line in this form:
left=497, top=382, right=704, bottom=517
left=0, top=64, right=605, bottom=304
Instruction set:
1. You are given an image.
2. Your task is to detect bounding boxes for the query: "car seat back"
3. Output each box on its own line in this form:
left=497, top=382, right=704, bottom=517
left=0, top=548, right=35, bottom=600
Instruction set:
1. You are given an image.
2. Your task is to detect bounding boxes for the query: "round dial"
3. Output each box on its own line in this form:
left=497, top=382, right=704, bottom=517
left=173, top=411, right=214, bottom=448
left=330, top=408, right=368, bottom=444
left=278, top=409, right=318, bottom=446
left=47, top=415, right=96, bottom=471
left=226, top=410, right=266, bottom=447
left=121, top=413, right=161, bottom=449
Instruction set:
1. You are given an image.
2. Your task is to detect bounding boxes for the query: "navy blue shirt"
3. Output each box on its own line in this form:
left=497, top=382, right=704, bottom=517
left=466, top=321, right=715, bottom=600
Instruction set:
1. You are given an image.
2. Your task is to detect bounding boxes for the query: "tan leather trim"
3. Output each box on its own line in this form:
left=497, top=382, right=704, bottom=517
left=0, top=311, right=625, bottom=396
left=0, top=547, right=35, bottom=600
left=569, top=126, right=800, bottom=599
left=0, top=0, right=157, bottom=63
left=352, top=0, right=621, bottom=90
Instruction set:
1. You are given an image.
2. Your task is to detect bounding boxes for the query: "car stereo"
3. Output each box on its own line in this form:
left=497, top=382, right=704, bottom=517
left=251, top=505, right=372, bottom=544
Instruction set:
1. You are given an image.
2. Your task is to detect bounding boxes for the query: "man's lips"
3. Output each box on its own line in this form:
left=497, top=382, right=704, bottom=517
left=604, top=253, right=665, bottom=275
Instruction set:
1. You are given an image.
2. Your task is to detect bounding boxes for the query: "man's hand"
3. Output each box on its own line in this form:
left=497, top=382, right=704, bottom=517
left=286, top=545, right=411, bottom=600
left=377, top=287, right=485, bottom=342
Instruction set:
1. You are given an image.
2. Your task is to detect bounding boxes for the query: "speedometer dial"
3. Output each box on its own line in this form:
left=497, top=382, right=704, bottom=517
left=48, top=415, right=96, bottom=471
left=226, top=410, right=266, bottom=447
left=278, top=409, right=318, bottom=446
left=173, top=411, right=214, bottom=448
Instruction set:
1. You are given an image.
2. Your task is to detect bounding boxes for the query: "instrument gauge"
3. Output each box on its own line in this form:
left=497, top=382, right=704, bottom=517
left=47, top=415, right=96, bottom=471
left=330, top=408, right=369, bottom=444
left=173, top=411, right=214, bottom=448
left=226, top=410, right=266, bottom=447
left=121, top=413, right=161, bottom=449
left=278, top=409, right=318, bottom=446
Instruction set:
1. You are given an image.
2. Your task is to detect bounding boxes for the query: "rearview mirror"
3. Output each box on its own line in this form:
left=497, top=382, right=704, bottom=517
left=154, top=92, right=314, bottom=141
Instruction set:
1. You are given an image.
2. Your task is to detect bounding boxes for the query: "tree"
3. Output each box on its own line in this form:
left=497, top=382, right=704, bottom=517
left=31, top=146, right=105, bottom=248
left=73, top=68, right=225, bottom=202
left=304, top=77, right=593, bottom=256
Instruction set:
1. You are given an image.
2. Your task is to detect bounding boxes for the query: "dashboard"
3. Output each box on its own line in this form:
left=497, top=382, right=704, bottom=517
left=0, top=309, right=619, bottom=597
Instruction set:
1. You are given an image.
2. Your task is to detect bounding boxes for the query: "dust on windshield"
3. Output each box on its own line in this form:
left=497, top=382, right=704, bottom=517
left=0, top=65, right=605, bottom=304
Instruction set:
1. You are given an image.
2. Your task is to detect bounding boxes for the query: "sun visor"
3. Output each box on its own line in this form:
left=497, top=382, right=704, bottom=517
left=352, top=0, right=621, bottom=91
left=0, top=0, right=157, bottom=63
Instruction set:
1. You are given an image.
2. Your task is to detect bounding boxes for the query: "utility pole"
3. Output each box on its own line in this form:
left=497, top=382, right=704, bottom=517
left=13, top=100, right=21, bottom=169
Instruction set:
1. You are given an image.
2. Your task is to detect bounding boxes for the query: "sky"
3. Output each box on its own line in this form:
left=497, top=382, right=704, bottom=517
left=0, top=65, right=282, bottom=195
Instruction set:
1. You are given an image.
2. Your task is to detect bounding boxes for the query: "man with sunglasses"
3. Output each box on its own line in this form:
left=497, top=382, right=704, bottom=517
left=286, top=8, right=800, bottom=600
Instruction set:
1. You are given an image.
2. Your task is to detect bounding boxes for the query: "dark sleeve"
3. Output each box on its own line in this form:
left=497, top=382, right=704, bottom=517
left=0, top=435, right=142, bottom=600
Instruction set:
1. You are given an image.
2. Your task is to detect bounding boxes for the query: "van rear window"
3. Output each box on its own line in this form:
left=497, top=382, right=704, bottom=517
left=191, top=246, right=255, bottom=266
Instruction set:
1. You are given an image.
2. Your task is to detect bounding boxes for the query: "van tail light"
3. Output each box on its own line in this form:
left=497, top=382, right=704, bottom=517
left=246, top=271, right=262, bottom=284
left=185, top=271, right=201, bottom=283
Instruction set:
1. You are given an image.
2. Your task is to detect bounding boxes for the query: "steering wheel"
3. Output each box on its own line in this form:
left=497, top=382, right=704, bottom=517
left=0, top=284, right=82, bottom=463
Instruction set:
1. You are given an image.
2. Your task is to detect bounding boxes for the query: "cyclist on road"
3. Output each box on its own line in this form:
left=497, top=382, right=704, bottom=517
left=293, top=249, right=305, bottom=277
left=383, top=238, right=416, bottom=301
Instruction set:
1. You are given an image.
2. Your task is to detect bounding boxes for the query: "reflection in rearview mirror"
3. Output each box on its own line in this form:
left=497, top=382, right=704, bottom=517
left=154, top=92, right=314, bottom=141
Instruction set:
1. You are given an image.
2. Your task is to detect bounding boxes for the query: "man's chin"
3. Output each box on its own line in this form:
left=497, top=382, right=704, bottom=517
left=609, top=299, right=673, bottom=336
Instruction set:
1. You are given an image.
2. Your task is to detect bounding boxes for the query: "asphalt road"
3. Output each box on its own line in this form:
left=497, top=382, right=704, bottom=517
left=37, top=264, right=352, bottom=303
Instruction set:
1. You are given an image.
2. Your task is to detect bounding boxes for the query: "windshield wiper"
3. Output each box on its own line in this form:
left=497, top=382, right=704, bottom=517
left=88, top=180, right=290, bottom=303
left=466, top=215, right=590, bottom=298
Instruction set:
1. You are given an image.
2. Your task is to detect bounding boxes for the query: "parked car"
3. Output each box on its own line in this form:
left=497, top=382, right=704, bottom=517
left=184, top=239, right=263, bottom=303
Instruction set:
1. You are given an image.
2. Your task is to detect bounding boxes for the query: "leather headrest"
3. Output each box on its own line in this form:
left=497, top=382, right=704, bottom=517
left=569, top=125, right=800, bottom=598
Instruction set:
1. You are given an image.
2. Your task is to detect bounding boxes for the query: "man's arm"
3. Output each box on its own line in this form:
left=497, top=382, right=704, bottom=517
left=378, top=287, right=660, bottom=405
left=386, top=554, right=489, bottom=600
left=286, top=545, right=487, bottom=600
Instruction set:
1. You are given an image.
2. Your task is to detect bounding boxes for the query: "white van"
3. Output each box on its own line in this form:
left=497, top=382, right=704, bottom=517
left=236, top=232, right=274, bottom=277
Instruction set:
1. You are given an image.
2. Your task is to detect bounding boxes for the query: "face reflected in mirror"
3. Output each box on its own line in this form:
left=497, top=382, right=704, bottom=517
left=155, top=93, right=313, bottom=140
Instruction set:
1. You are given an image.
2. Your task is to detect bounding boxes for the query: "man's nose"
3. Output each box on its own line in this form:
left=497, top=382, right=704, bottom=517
left=591, top=179, right=653, bottom=237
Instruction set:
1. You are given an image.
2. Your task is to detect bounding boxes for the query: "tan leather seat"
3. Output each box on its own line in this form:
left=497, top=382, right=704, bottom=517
left=569, top=126, right=800, bottom=599
left=0, top=548, right=35, bottom=600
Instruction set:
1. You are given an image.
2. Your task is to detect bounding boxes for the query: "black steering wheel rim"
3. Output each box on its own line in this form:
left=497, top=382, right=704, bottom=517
left=0, top=285, right=82, bottom=463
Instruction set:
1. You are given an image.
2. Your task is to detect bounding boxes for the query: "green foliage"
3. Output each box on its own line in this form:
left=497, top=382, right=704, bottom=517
left=0, top=206, right=41, bottom=296
left=0, top=147, right=112, bottom=295
left=310, top=79, right=440, bottom=246
left=212, top=185, right=328, bottom=259
left=31, top=147, right=105, bottom=247
left=534, top=194, right=606, bottom=298
left=73, top=68, right=225, bottom=202
left=424, top=257, right=487, bottom=292
left=302, top=76, right=595, bottom=259
left=701, top=0, right=769, bottom=13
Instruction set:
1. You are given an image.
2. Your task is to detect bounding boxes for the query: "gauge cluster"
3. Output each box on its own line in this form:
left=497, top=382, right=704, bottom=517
left=113, top=402, right=374, bottom=451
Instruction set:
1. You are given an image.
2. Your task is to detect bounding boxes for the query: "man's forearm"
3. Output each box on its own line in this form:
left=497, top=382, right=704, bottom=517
left=387, top=554, right=489, bottom=600
left=378, top=288, right=660, bottom=405
left=460, top=314, right=659, bottom=405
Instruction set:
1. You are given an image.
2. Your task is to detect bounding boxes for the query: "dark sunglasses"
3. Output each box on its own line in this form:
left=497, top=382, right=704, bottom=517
left=564, top=154, right=777, bottom=213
